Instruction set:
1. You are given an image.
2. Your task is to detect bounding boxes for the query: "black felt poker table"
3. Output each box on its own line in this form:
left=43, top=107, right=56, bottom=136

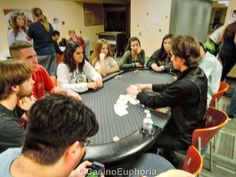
left=82, top=69, right=174, bottom=165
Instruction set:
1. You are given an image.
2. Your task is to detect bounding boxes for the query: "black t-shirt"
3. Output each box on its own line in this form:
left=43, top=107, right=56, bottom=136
left=0, top=104, right=25, bottom=153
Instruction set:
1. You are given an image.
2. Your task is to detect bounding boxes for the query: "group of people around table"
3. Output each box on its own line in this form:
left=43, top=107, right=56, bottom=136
left=0, top=33, right=219, bottom=177
left=1, top=10, right=228, bottom=175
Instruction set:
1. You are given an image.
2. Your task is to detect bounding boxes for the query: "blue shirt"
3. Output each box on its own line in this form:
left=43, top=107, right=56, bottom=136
left=0, top=148, right=21, bottom=177
left=28, top=22, right=55, bottom=55
left=199, top=52, right=222, bottom=106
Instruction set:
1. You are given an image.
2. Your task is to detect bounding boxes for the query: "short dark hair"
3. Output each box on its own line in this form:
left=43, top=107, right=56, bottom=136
left=22, top=94, right=99, bottom=165
left=0, top=60, right=32, bottom=100
left=52, top=30, right=60, bottom=36
left=172, top=35, right=200, bottom=68
left=9, top=40, right=32, bottom=59
left=64, top=42, right=84, bottom=72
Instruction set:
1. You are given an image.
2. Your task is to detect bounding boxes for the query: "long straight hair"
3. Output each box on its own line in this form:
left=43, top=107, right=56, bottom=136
left=32, top=7, right=50, bottom=32
left=158, top=34, right=173, bottom=61
left=10, top=12, right=27, bottom=37
left=89, top=38, right=113, bottom=67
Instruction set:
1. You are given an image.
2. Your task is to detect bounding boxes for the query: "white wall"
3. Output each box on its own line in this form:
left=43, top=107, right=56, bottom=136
left=0, top=0, right=104, bottom=55
left=130, top=0, right=171, bottom=57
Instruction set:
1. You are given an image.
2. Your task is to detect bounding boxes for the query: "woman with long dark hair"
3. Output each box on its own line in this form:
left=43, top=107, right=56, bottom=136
left=147, top=34, right=173, bottom=72
left=57, top=42, right=102, bottom=93
left=119, top=36, right=145, bottom=69
left=219, top=21, right=236, bottom=81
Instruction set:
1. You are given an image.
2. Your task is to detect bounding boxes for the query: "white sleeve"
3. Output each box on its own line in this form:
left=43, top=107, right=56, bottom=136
left=57, top=63, right=88, bottom=93
left=7, top=30, right=15, bottom=47
left=211, top=61, right=222, bottom=94
left=107, top=56, right=117, bottom=67
left=94, top=61, right=101, bottom=70
left=83, top=61, right=102, bottom=81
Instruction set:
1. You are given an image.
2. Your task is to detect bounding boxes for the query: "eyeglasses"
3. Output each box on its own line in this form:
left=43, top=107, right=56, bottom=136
left=80, top=139, right=90, bottom=146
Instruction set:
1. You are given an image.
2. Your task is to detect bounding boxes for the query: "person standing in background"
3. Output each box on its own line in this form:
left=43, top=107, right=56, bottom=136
left=7, top=12, right=32, bottom=47
left=52, top=30, right=63, bottom=55
left=68, top=30, right=86, bottom=52
left=219, top=21, right=236, bottom=81
left=27, top=7, right=56, bottom=76
left=205, top=25, right=225, bottom=56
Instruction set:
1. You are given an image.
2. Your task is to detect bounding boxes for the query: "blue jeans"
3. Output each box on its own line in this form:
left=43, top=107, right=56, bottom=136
left=228, top=88, right=236, bottom=117
left=37, top=53, right=56, bottom=76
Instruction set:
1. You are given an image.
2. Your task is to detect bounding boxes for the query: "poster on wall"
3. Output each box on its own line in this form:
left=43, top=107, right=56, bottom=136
left=231, top=10, right=236, bottom=22
left=52, top=17, right=60, bottom=30
left=3, top=9, right=32, bottom=30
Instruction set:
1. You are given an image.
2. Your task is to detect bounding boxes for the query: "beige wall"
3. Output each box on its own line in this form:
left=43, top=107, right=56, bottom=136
left=225, top=0, right=236, bottom=24
left=0, top=0, right=104, bottom=54
left=130, top=0, right=171, bottom=57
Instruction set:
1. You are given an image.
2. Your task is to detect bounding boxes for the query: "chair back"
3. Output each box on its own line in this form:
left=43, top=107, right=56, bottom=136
left=183, top=145, right=203, bottom=176
left=50, top=76, right=57, bottom=87
left=56, top=54, right=64, bottom=64
left=192, top=107, right=229, bottom=150
left=210, top=81, right=229, bottom=107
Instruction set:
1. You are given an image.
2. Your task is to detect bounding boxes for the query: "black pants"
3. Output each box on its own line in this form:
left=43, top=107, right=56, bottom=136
left=149, top=129, right=189, bottom=167
left=220, top=51, right=236, bottom=81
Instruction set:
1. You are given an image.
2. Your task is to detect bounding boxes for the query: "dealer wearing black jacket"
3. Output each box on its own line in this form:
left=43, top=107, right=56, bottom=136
left=127, top=35, right=208, bottom=167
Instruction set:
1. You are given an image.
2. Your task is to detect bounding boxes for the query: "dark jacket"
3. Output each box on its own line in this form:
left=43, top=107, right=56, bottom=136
left=53, top=40, right=63, bottom=55
left=147, top=49, right=173, bottom=72
left=119, top=49, right=145, bottom=69
left=137, top=67, right=207, bottom=146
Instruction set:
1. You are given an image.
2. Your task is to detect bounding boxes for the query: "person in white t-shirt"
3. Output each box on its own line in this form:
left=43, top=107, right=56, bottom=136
left=57, top=42, right=103, bottom=93
left=199, top=42, right=222, bottom=107
left=205, top=25, right=225, bottom=56
left=90, top=38, right=119, bottom=77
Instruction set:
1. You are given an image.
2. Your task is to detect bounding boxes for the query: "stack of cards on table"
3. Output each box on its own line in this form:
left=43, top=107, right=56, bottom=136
left=114, top=92, right=140, bottom=117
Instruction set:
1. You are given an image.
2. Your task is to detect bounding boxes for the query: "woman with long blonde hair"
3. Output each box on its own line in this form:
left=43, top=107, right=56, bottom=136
left=90, top=39, right=119, bottom=77
left=27, top=7, right=56, bottom=76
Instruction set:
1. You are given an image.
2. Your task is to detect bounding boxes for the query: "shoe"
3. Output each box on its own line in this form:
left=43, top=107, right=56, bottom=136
left=228, top=113, right=235, bottom=119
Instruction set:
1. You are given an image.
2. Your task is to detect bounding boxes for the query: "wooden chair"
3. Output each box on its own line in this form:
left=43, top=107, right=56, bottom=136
left=56, top=54, right=64, bottom=64
left=191, top=107, right=229, bottom=171
left=50, top=76, right=57, bottom=87
left=210, top=81, right=229, bottom=108
left=183, top=145, right=203, bottom=176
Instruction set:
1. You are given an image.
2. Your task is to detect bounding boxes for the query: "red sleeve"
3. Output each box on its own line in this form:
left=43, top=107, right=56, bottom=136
left=77, top=36, right=86, bottom=50
left=40, top=66, right=54, bottom=91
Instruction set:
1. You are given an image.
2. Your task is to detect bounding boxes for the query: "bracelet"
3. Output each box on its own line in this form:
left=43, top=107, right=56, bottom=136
left=132, top=63, right=135, bottom=68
